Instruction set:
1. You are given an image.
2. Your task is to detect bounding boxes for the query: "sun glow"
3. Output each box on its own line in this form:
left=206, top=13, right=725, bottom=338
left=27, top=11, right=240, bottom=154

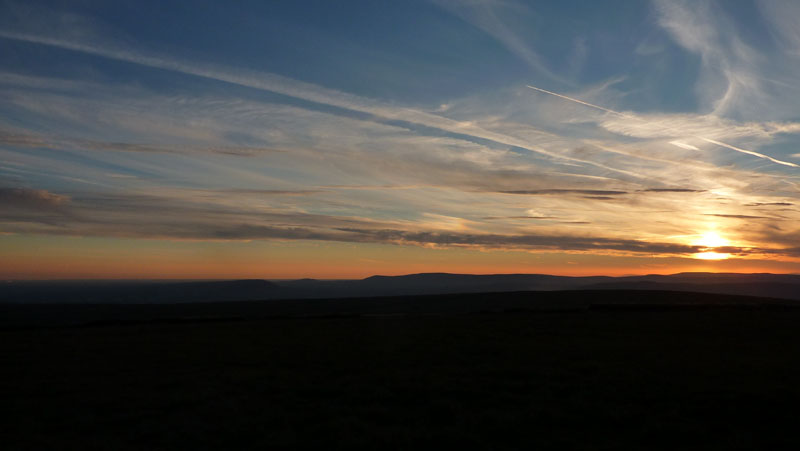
left=692, top=231, right=731, bottom=260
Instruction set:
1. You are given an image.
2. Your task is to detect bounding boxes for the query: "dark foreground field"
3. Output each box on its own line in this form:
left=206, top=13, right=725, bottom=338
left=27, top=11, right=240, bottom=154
left=3, top=291, right=800, bottom=449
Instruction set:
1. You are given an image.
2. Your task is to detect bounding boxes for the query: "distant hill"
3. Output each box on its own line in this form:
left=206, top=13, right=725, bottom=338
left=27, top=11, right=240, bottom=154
left=268, top=272, right=800, bottom=302
left=580, top=272, right=800, bottom=300
left=581, top=281, right=800, bottom=300
left=1, top=272, right=798, bottom=304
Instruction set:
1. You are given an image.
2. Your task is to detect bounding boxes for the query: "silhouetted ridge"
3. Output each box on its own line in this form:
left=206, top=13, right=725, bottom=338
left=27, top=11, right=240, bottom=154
left=357, top=273, right=603, bottom=297
left=582, top=281, right=800, bottom=301
left=3, top=272, right=799, bottom=304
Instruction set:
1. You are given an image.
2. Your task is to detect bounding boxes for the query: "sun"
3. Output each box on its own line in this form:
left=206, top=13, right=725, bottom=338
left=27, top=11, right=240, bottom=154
left=692, top=231, right=731, bottom=260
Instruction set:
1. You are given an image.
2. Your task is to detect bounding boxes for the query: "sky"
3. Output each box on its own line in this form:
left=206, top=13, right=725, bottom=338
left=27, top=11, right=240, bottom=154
left=1, top=0, right=800, bottom=279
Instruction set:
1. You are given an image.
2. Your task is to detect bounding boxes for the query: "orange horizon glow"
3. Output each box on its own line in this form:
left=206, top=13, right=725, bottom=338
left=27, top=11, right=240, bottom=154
left=2, top=235, right=798, bottom=280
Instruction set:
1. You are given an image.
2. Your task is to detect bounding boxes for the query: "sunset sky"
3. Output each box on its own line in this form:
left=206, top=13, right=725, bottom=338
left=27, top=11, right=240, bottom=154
left=1, top=0, right=800, bottom=279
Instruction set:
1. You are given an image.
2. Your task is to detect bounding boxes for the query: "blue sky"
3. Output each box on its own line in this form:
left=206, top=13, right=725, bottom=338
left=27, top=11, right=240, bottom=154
left=1, top=0, right=800, bottom=277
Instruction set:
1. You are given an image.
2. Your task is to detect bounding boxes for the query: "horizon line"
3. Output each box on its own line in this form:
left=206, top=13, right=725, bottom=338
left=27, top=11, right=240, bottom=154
left=4, top=270, right=798, bottom=282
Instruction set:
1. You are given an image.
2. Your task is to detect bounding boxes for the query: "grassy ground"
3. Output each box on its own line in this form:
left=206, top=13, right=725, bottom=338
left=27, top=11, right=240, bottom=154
left=3, top=307, right=800, bottom=449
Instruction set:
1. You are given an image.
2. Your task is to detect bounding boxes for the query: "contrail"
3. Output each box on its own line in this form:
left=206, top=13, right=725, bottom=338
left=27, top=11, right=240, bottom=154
left=700, top=138, right=799, bottom=168
left=0, top=30, right=680, bottom=178
left=526, top=84, right=799, bottom=168
left=0, top=31, right=636, bottom=171
left=526, top=85, right=637, bottom=119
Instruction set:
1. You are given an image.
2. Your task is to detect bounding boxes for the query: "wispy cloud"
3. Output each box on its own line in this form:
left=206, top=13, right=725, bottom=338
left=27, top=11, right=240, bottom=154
left=654, top=0, right=800, bottom=121
left=0, top=128, right=285, bottom=156
left=699, top=138, right=799, bottom=168
left=432, top=0, right=563, bottom=82
left=745, top=202, right=793, bottom=207
left=640, top=188, right=705, bottom=193
left=0, top=185, right=733, bottom=255
left=526, top=84, right=800, bottom=168
left=757, top=0, right=800, bottom=55
left=499, top=189, right=627, bottom=196
left=0, top=187, right=69, bottom=209
left=1, top=2, right=800, bottom=270
left=0, top=30, right=590, bottom=168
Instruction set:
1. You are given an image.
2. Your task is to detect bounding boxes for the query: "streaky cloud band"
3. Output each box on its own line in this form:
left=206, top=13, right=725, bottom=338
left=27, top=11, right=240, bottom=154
left=526, top=85, right=799, bottom=168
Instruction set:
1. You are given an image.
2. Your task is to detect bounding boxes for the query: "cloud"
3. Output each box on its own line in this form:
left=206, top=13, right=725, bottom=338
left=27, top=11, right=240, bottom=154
left=2, top=40, right=792, bottom=205
left=0, top=31, right=590, bottom=167
left=700, top=138, right=799, bottom=168
left=5, top=184, right=799, bottom=258
left=319, top=184, right=429, bottom=190
left=599, top=114, right=800, bottom=141
left=0, top=185, right=735, bottom=256
left=0, top=187, right=69, bottom=209
left=526, top=85, right=632, bottom=118
left=751, top=228, right=800, bottom=256
left=745, top=202, right=793, bottom=207
left=499, top=189, right=628, bottom=196
left=0, top=128, right=284, bottom=156
left=669, top=141, right=700, bottom=151
left=212, top=189, right=323, bottom=196
left=336, top=227, right=718, bottom=255
left=639, top=188, right=705, bottom=193
left=704, top=214, right=772, bottom=220
left=482, top=216, right=559, bottom=220
left=653, top=0, right=800, bottom=121
left=1, top=5, right=799, bottom=266
left=3, top=75, right=796, bottom=261
left=433, top=0, right=562, bottom=82
left=653, top=0, right=749, bottom=115
left=526, top=84, right=800, bottom=167
left=757, top=0, right=800, bottom=55
left=581, top=196, right=615, bottom=201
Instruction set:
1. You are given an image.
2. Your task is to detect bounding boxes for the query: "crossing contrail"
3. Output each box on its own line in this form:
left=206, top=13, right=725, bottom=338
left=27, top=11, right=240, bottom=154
left=700, top=138, right=798, bottom=168
left=526, top=84, right=799, bottom=168
left=526, top=85, right=638, bottom=119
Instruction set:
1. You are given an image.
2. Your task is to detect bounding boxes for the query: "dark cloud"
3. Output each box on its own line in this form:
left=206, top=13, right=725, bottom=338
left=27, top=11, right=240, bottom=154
left=0, top=187, right=69, bottom=209
left=204, top=225, right=352, bottom=241
left=750, top=229, right=800, bottom=256
left=499, top=189, right=628, bottom=196
left=745, top=202, right=793, bottom=207
left=196, top=146, right=285, bottom=156
left=707, top=246, right=751, bottom=254
left=639, top=188, right=705, bottom=193
left=0, top=130, right=49, bottom=148
left=334, top=227, right=708, bottom=254
left=320, top=184, right=424, bottom=190
left=705, top=214, right=772, bottom=219
left=2, top=188, right=798, bottom=258
left=212, top=189, right=323, bottom=196
left=481, top=216, right=559, bottom=220
left=562, top=188, right=705, bottom=203
left=0, top=190, right=708, bottom=255
left=749, top=246, right=800, bottom=257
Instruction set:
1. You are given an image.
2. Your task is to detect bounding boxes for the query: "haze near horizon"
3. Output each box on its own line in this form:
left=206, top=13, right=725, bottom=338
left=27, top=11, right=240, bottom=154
left=2, top=0, right=800, bottom=279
